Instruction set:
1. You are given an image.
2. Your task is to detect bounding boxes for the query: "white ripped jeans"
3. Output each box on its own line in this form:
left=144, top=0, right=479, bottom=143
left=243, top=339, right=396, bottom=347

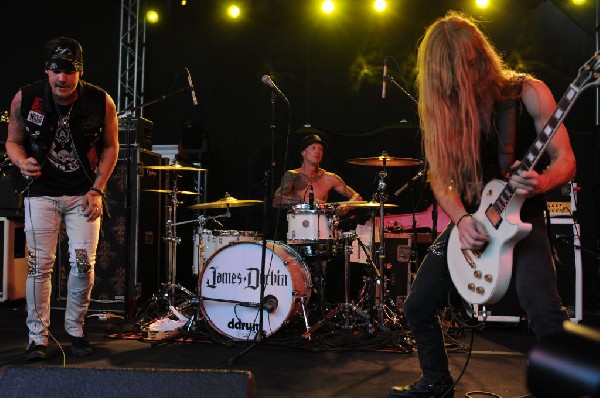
left=24, top=196, right=100, bottom=346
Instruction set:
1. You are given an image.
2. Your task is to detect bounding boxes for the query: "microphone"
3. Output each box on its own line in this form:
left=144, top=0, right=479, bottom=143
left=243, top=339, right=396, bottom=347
left=394, top=169, right=425, bottom=196
left=382, top=57, right=387, bottom=99
left=308, top=185, right=314, bottom=210
left=261, top=75, right=289, bottom=103
left=185, top=67, right=198, bottom=106
left=263, top=295, right=278, bottom=313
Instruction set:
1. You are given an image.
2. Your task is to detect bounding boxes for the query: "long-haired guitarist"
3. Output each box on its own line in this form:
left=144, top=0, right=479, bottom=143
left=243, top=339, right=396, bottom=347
left=388, top=11, right=576, bottom=398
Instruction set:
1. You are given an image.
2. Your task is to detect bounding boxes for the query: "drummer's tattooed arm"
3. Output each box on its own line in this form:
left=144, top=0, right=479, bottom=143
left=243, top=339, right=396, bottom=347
left=272, top=171, right=302, bottom=208
left=332, top=173, right=362, bottom=201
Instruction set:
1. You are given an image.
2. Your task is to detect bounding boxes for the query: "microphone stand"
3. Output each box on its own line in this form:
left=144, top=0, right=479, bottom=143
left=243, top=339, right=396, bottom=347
left=226, top=90, right=278, bottom=366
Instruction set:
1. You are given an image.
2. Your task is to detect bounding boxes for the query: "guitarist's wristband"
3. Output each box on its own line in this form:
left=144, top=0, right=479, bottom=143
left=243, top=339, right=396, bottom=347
left=456, top=213, right=471, bottom=227
left=89, top=187, right=105, bottom=198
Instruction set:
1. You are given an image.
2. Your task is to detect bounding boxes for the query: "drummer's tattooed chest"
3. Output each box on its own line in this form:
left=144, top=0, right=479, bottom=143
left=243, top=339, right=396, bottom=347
left=295, top=172, right=322, bottom=191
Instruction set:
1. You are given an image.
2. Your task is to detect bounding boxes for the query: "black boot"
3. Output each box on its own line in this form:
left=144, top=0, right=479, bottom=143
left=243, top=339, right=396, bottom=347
left=388, top=374, right=455, bottom=397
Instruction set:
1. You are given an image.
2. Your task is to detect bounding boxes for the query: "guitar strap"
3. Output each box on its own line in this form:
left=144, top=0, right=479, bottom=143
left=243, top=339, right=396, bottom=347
left=496, top=99, right=516, bottom=176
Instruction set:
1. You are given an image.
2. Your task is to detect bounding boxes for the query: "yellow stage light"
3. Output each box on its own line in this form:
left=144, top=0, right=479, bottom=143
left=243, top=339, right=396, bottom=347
left=475, top=0, right=490, bottom=8
left=374, top=0, right=387, bottom=12
left=146, top=10, right=159, bottom=23
left=571, top=0, right=586, bottom=5
left=227, top=4, right=241, bottom=18
left=322, top=0, right=335, bottom=14
left=181, top=0, right=187, bottom=5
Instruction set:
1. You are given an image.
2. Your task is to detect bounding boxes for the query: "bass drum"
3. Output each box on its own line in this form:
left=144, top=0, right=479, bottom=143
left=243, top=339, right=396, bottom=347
left=198, top=241, right=311, bottom=341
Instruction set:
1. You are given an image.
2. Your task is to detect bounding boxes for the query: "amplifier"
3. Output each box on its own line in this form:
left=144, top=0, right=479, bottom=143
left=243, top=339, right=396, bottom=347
left=0, top=217, right=27, bottom=302
left=118, top=117, right=153, bottom=150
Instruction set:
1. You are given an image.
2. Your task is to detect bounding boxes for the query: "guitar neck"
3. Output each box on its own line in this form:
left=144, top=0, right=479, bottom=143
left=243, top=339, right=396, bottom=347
left=492, top=81, right=584, bottom=216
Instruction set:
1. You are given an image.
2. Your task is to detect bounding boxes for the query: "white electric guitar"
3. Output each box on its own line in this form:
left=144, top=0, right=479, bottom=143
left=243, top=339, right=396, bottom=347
left=448, top=52, right=600, bottom=305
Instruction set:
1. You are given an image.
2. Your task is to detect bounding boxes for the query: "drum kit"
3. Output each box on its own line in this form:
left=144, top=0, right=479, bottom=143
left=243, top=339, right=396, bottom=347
left=139, top=153, right=423, bottom=343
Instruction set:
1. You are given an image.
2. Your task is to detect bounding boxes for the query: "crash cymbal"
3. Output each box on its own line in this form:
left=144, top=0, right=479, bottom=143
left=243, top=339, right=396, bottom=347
left=347, top=201, right=399, bottom=208
left=325, top=200, right=367, bottom=206
left=189, top=195, right=263, bottom=209
left=347, top=156, right=422, bottom=167
left=143, top=189, right=201, bottom=196
left=143, top=164, right=207, bottom=171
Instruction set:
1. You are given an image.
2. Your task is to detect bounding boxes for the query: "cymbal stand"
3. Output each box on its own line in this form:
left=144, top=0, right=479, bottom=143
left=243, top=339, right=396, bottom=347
left=161, top=173, right=193, bottom=306
left=374, top=154, right=389, bottom=327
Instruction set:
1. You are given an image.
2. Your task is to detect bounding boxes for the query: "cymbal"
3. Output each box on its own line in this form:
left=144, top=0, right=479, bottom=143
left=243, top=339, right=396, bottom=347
left=347, top=201, right=399, bottom=208
left=347, top=156, right=422, bottom=167
left=189, top=195, right=263, bottom=209
left=143, top=164, right=207, bottom=171
left=143, top=189, right=201, bottom=196
left=325, top=200, right=367, bottom=206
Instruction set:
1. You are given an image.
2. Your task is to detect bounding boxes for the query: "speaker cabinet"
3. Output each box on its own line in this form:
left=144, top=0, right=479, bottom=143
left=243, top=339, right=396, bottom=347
left=0, top=217, right=27, bottom=302
left=0, top=366, right=257, bottom=398
left=53, top=147, right=165, bottom=315
left=473, top=218, right=583, bottom=323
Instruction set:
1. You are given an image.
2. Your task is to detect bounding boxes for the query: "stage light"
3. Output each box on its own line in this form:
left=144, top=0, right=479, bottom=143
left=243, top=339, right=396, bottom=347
left=146, top=10, right=159, bottom=23
left=227, top=4, right=241, bottom=19
left=322, top=0, right=335, bottom=14
left=475, top=0, right=490, bottom=8
left=181, top=0, right=187, bottom=5
left=374, top=0, right=387, bottom=12
left=571, top=0, right=586, bottom=5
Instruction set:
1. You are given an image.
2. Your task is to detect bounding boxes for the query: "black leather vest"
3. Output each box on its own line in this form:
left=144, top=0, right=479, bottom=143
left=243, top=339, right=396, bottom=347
left=19, top=79, right=106, bottom=194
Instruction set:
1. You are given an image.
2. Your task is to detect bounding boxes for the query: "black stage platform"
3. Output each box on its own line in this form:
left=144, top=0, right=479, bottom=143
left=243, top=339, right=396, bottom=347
left=3, top=296, right=587, bottom=398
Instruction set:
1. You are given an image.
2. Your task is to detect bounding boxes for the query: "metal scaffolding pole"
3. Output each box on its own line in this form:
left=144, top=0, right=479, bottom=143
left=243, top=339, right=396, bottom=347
left=118, top=0, right=146, bottom=117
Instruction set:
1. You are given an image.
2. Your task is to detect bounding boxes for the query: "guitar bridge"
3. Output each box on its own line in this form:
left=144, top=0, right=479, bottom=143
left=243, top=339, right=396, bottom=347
left=461, top=249, right=476, bottom=268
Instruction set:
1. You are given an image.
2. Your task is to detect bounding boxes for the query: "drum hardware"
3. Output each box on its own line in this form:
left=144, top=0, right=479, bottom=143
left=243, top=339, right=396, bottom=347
left=302, top=232, right=373, bottom=338
left=143, top=162, right=207, bottom=172
left=347, top=151, right=423, bottom=326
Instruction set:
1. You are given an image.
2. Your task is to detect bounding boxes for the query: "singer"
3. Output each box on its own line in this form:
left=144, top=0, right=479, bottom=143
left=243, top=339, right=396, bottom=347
left=387, top=11, right=575, bottom=398
left=273, top=134, right=362, bottom=214
left=5, top=37, right=119, bottom=361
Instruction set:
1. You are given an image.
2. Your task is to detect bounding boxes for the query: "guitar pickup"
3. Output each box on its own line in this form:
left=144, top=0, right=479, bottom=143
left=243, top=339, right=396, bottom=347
left=485, top=204, right=503, bottom=229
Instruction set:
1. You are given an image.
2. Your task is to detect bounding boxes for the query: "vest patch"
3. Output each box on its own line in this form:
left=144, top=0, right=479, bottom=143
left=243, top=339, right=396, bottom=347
left=27, top=110, right=44, bottom=126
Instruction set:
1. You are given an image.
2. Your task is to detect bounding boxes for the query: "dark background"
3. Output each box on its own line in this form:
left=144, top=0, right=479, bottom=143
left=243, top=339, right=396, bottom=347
left=1, top=0, right=599, bottom=312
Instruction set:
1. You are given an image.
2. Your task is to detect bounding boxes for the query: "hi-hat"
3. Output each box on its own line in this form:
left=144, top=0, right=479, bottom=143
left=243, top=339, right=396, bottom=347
left=144, top=163, right=207, bottom=171
left=143, top=189, right=201, bottom=196
left=347, top=201, right=399, bottom=208
left=189, top=195, right=263, bottom=209
left=347, top=156, right=422, bottom=167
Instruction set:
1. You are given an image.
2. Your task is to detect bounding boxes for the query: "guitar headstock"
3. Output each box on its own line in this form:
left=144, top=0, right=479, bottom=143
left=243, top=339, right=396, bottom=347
left=574, top=52, right=600, bottom=90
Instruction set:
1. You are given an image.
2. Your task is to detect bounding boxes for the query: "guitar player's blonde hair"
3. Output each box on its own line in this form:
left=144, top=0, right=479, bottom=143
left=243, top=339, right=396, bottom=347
left=417, top=11, right=525, bottom=204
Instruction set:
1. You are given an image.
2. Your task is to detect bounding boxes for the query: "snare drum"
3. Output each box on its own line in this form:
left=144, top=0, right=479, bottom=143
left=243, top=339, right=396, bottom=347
left=198, top=241, right=311, bottom=340
left=193, top=230, right=260, bottom=274
left=287, top=204, right=334, bottom=244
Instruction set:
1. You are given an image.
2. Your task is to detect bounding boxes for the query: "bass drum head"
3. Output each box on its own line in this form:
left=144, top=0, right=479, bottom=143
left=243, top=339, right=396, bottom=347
left=198, top=241, right=311, bottom=341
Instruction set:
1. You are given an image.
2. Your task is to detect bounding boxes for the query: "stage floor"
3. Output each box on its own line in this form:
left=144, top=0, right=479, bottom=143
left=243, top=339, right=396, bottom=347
left=1, top=297, right=573, bottom=398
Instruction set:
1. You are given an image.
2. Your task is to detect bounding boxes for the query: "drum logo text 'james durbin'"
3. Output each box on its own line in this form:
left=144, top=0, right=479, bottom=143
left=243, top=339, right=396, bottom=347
left=205, top=266, right=289, bottom=290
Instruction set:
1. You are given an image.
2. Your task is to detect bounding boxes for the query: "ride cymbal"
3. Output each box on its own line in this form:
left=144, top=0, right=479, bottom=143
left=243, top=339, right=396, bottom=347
left=143, top=189, right=201, bottom=195
left=346, top=156, right=422, bottom=167
left=347, top=201, right=399, bottom=208
left=189, top=195, right=263, bottom=209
